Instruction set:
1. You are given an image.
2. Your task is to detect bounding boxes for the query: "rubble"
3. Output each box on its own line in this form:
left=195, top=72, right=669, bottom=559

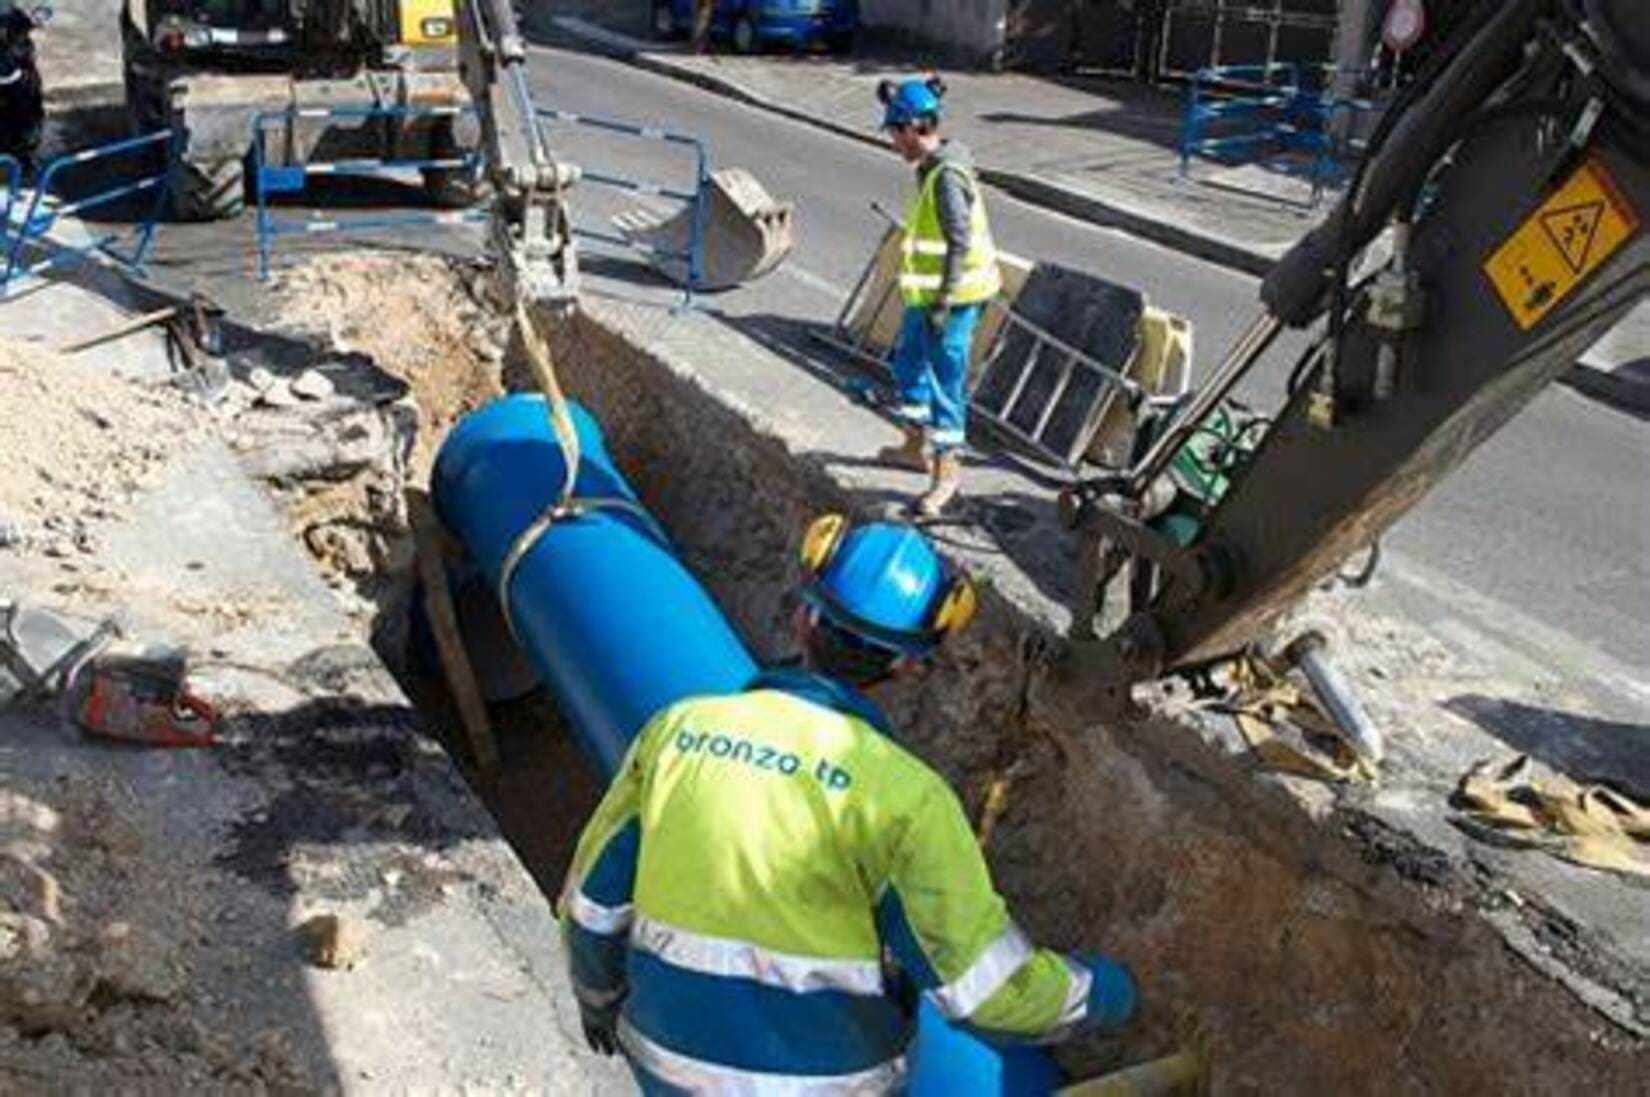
left=271, top=254, right=509, bottom=480
left=289, top=369, right=336, bottom=402
left=296, top=912, right=367, bottom=970
left=218, top=255, right=515, bottom=607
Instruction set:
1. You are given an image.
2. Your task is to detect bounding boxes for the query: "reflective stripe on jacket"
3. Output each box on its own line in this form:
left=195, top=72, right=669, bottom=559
left=899, top=161, right=1001, bottom=308
left=558, top=667, right=1091, bottom=1093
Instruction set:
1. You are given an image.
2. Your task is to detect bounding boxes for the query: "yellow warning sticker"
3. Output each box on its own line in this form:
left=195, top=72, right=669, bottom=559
left=1484, top=158, right=1640, bottom=330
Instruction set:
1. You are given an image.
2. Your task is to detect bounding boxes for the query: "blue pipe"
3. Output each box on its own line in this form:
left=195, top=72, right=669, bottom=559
left=431, top=393, right=1061, bottom=1095
left=432, top=394, right=755, bottom=773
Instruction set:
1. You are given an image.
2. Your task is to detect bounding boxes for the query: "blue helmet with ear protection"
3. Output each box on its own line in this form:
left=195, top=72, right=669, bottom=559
left=798, top=515, right=976, bottom=656
left=878, top=77, right=945, bottom=130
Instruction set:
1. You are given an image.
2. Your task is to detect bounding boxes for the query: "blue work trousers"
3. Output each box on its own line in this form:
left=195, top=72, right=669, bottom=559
left=891, top=302, right=982, bottom=453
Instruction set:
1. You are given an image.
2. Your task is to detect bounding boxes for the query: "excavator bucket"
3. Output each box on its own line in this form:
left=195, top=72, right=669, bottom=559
left=612, top=168, right=796, bottom=291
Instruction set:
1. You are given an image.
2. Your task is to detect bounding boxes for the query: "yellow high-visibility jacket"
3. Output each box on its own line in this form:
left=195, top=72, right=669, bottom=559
left=560, top=667, right=1113, bottom=1092
left=899, top=155, right=1001, bottom=308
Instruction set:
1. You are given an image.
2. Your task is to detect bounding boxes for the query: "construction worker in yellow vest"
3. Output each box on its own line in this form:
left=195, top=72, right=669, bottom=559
left=875, top=76, right=1003, bottom=518
left=560, top=516, right=1137, bottom=1093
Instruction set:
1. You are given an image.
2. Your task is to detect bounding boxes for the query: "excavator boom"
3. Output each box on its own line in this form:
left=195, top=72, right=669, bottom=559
left=454, top=0, right=580, bottom=307
left=1062, top=0, right=1649, bottom=698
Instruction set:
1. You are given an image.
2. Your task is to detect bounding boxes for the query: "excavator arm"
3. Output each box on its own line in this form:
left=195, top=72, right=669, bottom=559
left=452, top=0, right=580, bottom=308
left=1059, top=0, right=1649, bottom=703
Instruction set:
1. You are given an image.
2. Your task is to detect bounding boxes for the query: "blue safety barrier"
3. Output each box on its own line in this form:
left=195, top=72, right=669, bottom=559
left=1, top=131, right=173, bottom=297
left=251, top=104, right=486, bottom=279
left=1179, top=64, right=1377, bottom=204
left=535, top=107, right=709, bottom=306
left=432, top=393, right=1064, bottom=1094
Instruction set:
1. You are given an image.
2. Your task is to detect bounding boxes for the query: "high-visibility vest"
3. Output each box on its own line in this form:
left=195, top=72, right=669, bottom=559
left=899, top=162, right=1002, bottom=308
left=560, top=667, right=1092, bottom=1093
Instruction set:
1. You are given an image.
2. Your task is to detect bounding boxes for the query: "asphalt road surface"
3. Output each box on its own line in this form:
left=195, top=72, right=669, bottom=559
left=523, top=42, right=1649, bottom=716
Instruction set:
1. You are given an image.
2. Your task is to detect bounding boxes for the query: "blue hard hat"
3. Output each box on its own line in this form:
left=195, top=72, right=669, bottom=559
left=800, top=517, right=974, bottom=656
left=879, top=77, right=943, bottom=130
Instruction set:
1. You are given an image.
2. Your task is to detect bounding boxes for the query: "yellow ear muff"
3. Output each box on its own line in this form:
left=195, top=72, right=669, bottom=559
left=800, top=513, right=848, bottom=576
left=931, top=573, right=977, bottom=637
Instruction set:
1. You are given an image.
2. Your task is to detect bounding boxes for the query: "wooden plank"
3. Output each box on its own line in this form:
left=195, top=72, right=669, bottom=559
left=406, top=488, right=499, bottom=773
left=55, top=305, right=181, bottom=355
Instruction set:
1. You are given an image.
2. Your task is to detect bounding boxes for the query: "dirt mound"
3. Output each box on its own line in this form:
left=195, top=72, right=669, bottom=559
left=0, top=340, right=198, bottom=558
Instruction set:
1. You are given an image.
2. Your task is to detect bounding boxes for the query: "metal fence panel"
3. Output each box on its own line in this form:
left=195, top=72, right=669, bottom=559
left=1, top=131, right=173, bottom=297
left=534, top=107, right=710, bottom=307
left=251, top=104, right=487, bottom=280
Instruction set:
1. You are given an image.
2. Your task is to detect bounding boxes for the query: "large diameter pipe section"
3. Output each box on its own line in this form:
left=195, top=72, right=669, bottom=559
left=431, top=393, right=1060, bottom=1096
left=431, top=394, right=756, bottom=772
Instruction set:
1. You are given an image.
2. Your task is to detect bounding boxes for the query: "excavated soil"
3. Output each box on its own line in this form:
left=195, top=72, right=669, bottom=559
left=270, top=254, right=509, bottom=482
left=0, top=339, right=201, bottom=561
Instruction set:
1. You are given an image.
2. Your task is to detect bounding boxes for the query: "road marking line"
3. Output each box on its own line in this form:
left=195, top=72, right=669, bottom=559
left=1381, top=547, right=1650, bottom=708
left=780, top=263, right=847, bottom=300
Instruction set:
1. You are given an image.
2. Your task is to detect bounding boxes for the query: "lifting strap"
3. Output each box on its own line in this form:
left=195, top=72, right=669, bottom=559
left=495, top=300, right=669, bottom=641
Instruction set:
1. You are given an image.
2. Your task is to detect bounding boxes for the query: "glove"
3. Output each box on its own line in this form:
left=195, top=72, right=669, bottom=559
left=579, top=999, right=622, bottom=1056
left=927, top=302, right=952, bottom=333
left=1074, top=951, right=1137, bottom=1031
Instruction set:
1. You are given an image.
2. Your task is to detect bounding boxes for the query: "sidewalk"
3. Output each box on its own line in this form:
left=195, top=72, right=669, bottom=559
left=543, top=9, right=1325, bottom=276
left=36, top=1, right=124, bottom=108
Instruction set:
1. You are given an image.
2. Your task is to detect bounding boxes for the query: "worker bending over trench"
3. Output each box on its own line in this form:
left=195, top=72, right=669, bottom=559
left=559, top=516, right=1136, bottom=1091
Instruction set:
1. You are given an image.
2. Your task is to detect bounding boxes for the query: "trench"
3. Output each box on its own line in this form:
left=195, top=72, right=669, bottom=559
left=269, top=257, right=1643, bottom=1093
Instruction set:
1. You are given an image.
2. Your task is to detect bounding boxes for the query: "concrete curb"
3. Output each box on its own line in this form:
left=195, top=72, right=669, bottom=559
left=979, top=169, right=1280, bottom=276
left=548, top=16, right=1285, bottom=278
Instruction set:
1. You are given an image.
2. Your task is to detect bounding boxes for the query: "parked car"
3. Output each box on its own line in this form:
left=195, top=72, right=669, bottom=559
left=652, top=0, right=859, bottom=54
left=0, top=3, right=48, bottom=176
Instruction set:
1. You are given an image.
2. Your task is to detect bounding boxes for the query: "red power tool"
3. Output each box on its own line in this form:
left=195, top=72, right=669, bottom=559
left=70, top=654, right=219, bottom=748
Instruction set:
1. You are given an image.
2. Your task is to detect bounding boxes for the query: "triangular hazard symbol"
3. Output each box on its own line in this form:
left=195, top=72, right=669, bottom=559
left=1540, top=201, right=1606, bottom=274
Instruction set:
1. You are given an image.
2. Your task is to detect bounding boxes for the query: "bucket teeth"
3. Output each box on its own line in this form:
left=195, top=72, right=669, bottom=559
left=607, top=167, right=797, bottom=291
left=611, top=211, right=662, bottom=235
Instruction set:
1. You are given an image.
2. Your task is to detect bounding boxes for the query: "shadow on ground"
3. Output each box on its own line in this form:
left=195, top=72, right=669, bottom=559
left=1444, top=694, right=1650, bottom=800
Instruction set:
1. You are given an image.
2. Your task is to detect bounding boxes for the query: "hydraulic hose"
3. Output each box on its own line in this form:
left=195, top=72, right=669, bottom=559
left=1586, top=0, right=1650, bottom=117
left=1262, top=0, right=1552, bottom=327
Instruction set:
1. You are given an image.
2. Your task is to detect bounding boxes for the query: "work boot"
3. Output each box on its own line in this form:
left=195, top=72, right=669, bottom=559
left=915, top=451, right=962, bottom=517
left=875, top=424, right=928, bottom=473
